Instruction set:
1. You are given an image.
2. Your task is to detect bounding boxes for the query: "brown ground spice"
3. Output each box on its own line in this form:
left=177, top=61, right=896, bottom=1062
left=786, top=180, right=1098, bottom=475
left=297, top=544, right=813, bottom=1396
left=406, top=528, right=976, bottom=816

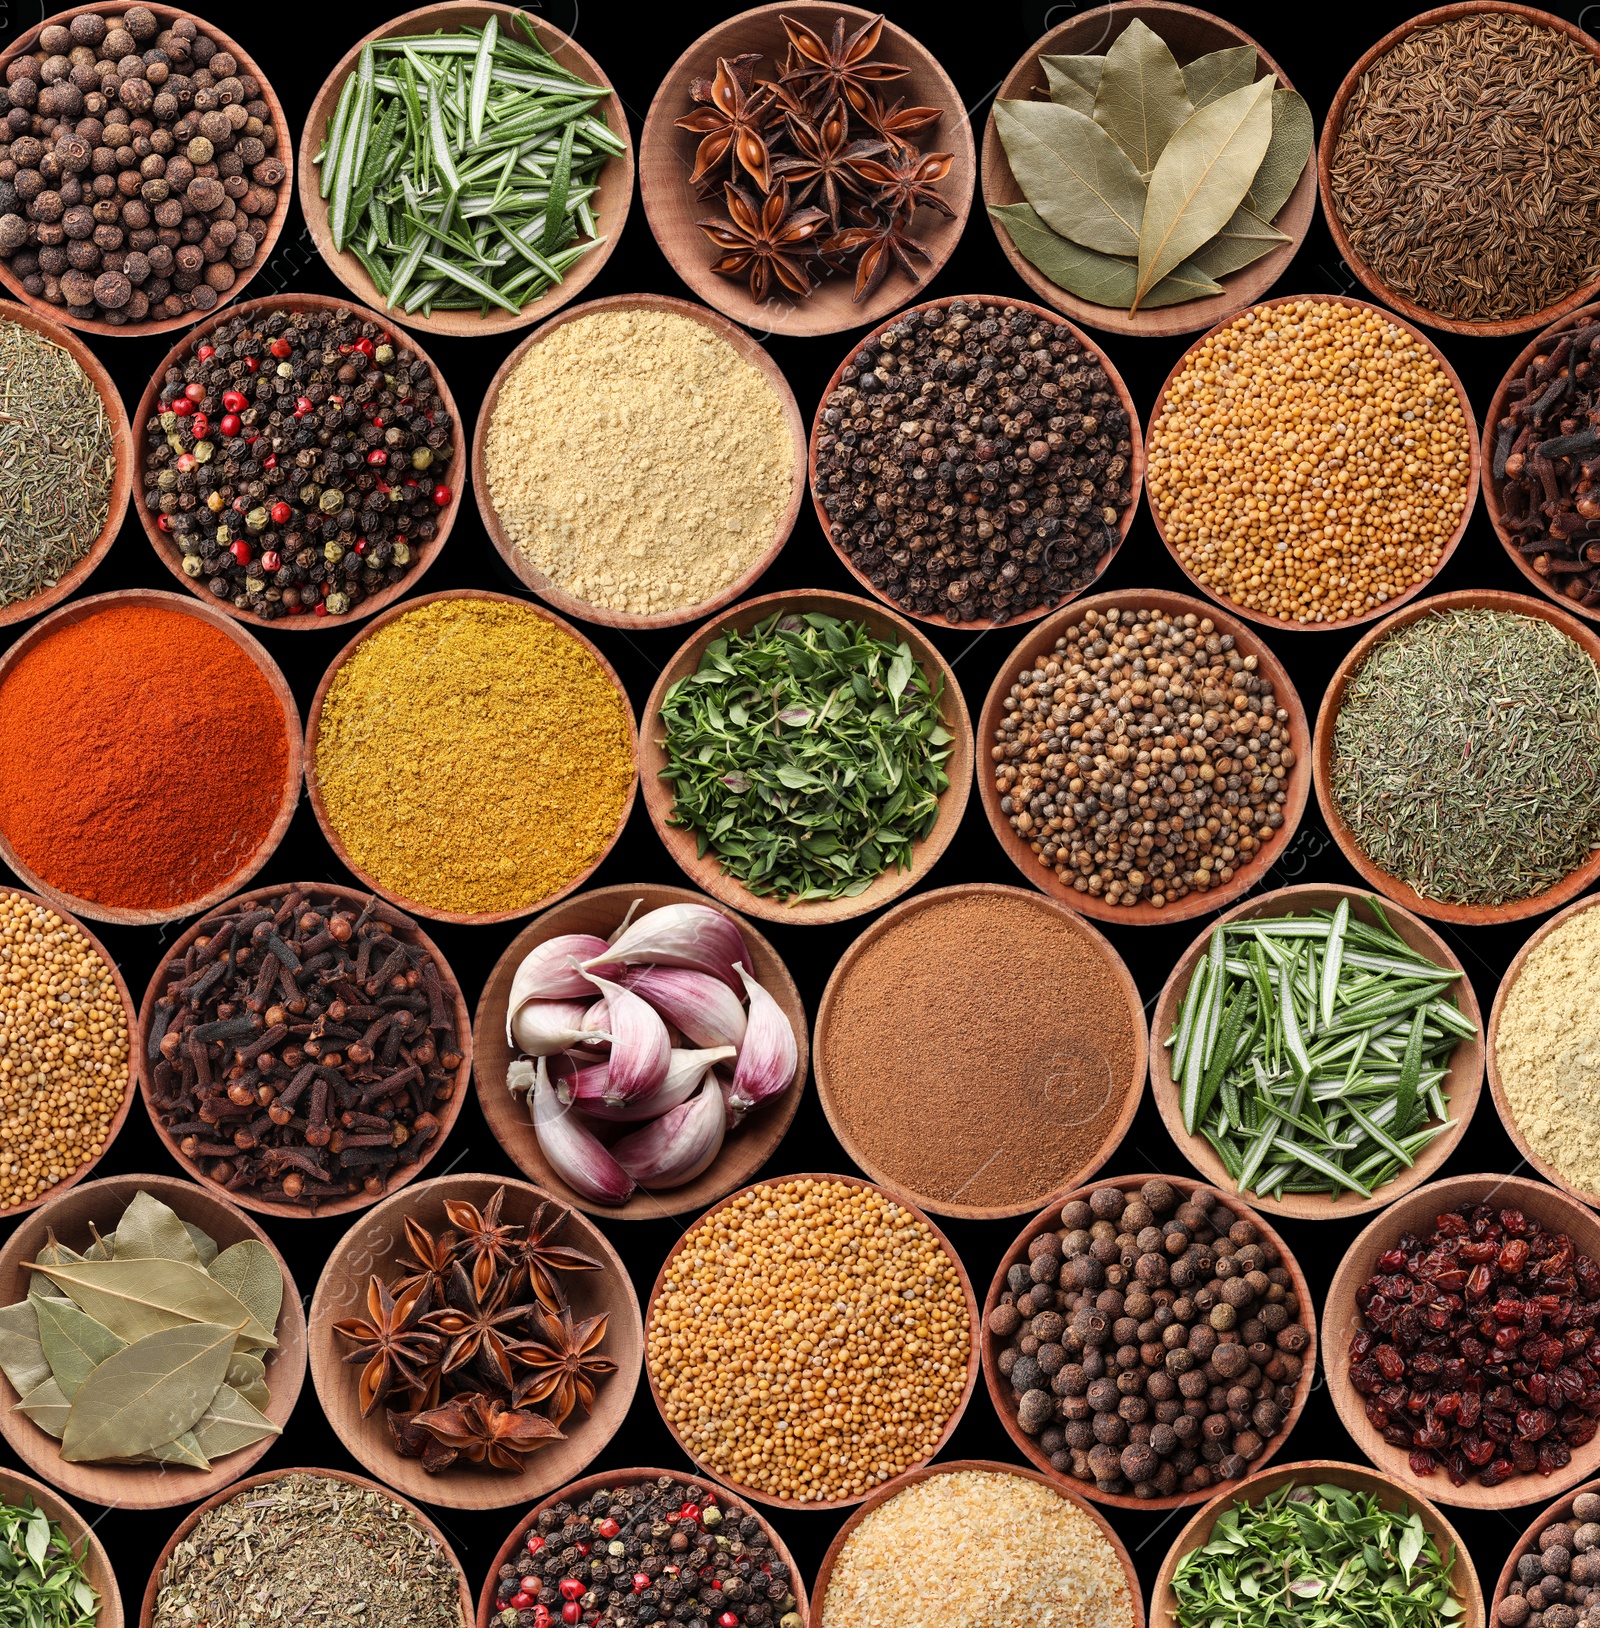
left=820, top=890, right=1139, bottom=1209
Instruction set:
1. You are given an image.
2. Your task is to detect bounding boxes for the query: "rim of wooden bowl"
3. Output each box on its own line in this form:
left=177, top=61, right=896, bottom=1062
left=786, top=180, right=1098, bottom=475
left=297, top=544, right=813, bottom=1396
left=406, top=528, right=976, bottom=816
left=974, top=588, right=1311, bottom=925
left=474, top=1466, right=811, bottom=1628
left=1324, top=1172, right=1600, bottom=1508
left=0, top=588, right=301, bottom=926
left=639, top=588, right=972, bottom=926
left=1486, top=893, right=1600, bottom=1208
left=130, top=292, right=466, bottom=630
left=1144, top=291, right=1481, bottom=633
left=981, top=4, right=1317, bottom=339
left=307, top=1172, right=642, bottom=1511
left=1492, top=1477, right=1600, bottom=1618
left=807, top=1458, right=1146, bottom=1628
left=1482, top=301, right=1600, bottom=622
left=471, top=882, right=808, bottom=1220
left=1311, top=589, right=1600, bottom=925
left=981, top=1173, right=1319, bottom=1509
left=0, top=887, right=139, bottom=1222
left=297, top=3, right=633, bottom=340
left=812, top=881, right=1147, bottom=1220
left=137, top=1464, right=473, bottom=1627
left=807, top=292, right=1145, bottom=630
left=0, top=4, right=293, bottom=339
left=0, top=1172, right=307, bottom=1510
left=1150, top=1458, right=1486, bottom=1628
left=304, top=587, right=640, bottom=926
left=1317, top=2, right=1600, bottom=339
left=1149, top=882, right=1485, bottom=1221
left=638, top=1, right=974, bottom=338
left=470, top=293, right=806, bottom=630
left=0, top=301, right=131, bottom=626
left=643, top=1171, right=981, bottom=1512
left=0, top=1468, right=123, bottom=1628
left=135, top=881, right=473, bottom=1220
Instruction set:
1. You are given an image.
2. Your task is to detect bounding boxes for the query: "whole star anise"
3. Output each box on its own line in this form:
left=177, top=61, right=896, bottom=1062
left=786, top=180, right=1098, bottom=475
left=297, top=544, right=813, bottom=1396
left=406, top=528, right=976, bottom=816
left=386, top=1405, right=460, bottom=1473
left=424, top=1260, right=533, bottom=1391
left=445, top=1187, right=521, bottom=1301
left=391, top=1215, right=457, bottom=1306
left=853, top=142, right=956, bottom=219
left=778, top=12, right=907, bottom=115
left=509, top=1304, right=617, bottom=1428
left=858, top=96, right=943, bottom=142
left=697, top=181, right=829, bottom=302
left=826, top=206, right=931, bottom=301
left=410, top=1392, right=563, bottom=1472
left=772, top=99, right=886, bottom=227
left=332, top=1277, right=443, bottom=1417
left=676, top=55, right=776, bottom=194
left=515, top=1201, right=604, bottom=1314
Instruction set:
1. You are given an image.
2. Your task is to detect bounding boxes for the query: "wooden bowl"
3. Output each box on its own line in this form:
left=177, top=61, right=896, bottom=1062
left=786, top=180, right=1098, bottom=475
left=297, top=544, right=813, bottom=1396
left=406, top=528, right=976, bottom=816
left=136, top=881, right=472, bottom=1221
left=1149, top=883, right=1485, bottom=1221
left=1146, top=292, right=1480, bottom=633
left=1318, top=3, right=1600, bottom=339
left=0, top=589, right=301, bottom=927
left=0, top=4, right=292, bottom=339
left=809, top=1459, right=1144, bottom=1628
left=474, top=1467, right=810, bottom=1628
left=1492, top=1478, right=1600, bottom=1622
left=130, top=293, right=465, bottom=630
left=472, top=883, right=807, bottom=1220
left=644, top=1172, right=980, bottom=1512
left=298, top=4, right=632, bottom=340
left=974, top=588, right=1311, bottom=926
left=304, top=588, right=639, bottom=926
left=308, top=1173, right=642, bottom=1511
left=1325, top=1172, right=1600, bottom=1508
left=0, top=302, right=131, bottom=627
left=0, top=1470, right=123, bottom=1628
left=0, top=1172, right=306, bottom=1510
left=812, top=882, right=1147, bottom=1219
left=1151, top=1459, right=1485, bottom=1628
left=138, top=1465, right=473, bottom=1628
left=1482, top=302, right=1600, bottom=622
left=639, top=589, right=972, bottom=927
left=1312, top=590, right=1600, bottom=926
left=638, top=2, right=974, bottom=338
left=981, top=5, right=1317, bottom=339
left=982, top=1174, right=1318, bottom=1509
left=808, top=293, right=1145, bottom=631
left=471, top=294, right=806, bottom=630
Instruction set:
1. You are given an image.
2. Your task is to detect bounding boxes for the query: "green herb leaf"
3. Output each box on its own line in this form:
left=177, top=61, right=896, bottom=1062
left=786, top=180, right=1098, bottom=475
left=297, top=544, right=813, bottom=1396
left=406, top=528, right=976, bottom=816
left=1181, top=46, right=1258, bottom=110
left=1040, top=53, right=1103, bottom=115
left=207, top=1241, right=283, bottom=1340
left=1244, top=88, right=1315, bottom=223
left=1092, top=20, right=1192, bottom=175
left=994, top=97, right=1146, bottom=256
left=1187, top=203, right=1288, bottom=279
left=30, top=1293, right=125, bottom=1400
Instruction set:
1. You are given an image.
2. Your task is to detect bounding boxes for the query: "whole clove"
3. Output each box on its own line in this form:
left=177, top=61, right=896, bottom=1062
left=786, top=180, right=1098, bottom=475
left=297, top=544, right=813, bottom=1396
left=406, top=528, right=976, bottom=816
left=145, top=886, right=464, bottom=1210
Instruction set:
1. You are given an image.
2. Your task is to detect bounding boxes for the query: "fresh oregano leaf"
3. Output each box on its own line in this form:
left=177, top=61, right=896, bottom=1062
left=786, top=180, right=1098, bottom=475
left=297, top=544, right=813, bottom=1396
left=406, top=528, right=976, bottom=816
left=208, top=1241, right=283, bottom=1338
left=1181, top=45, right=1258, bottom=110
left=28, top=1258, right=275, bottom=1348
left=31, top=1294, right=125, bottom=1400
left=1135, top=76, right=1273, bottom=310
left=0, top=1301, right=50, bottom=1398
left=16, top=1376, right=70, bottom=1439
left=1188, top=203, right=1289, bottom=279
left=191, top=1382, right=280, bottom=1459
left=993, top=98, right=1146, bottom=256
left=1092, top=19, right=1192, bottom=175
left=1244, top=88, right=1314, bottom=223
left=1040, top=53, right=1102, bottom=115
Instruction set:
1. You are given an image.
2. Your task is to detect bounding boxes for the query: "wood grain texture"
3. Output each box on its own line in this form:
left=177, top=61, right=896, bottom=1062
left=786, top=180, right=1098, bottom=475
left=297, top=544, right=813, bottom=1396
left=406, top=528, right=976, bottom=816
left=637, top=2, right=973, bottom=337
left=1148, top=883, right=1485, bottom=1220
left=0, top=589, right=301, bottom=927
left=0, top=1173, right=307, bottom=1510
left=981, top=3, right=1317, bottom=338
left=297, top=3, right=633, bottom=340
left=472, top=882, right=807, bottom=1220
left=471, top=294, right=806, bottom=630
left=1311, top=589, right=1600, bottom=925
left=307, top=1173, right=642, bottom=1511
left=0, top=1468, right=123, bottom=1628
left=981, top=1174, right=1317, bottom=1509
left=973, top=588, right=1311, bottom=925
left=812, top=881, right=1147, bottom=1219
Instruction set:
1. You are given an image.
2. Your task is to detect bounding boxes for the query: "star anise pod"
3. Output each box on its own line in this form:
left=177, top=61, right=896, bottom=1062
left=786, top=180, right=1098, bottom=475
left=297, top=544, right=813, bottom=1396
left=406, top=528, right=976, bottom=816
left=445, top=1187, right=520, bottom=1302
left=778, top=13, right=907, bottom=116
left=677, top=55, right=776, bottom=194
left=423, top=1260, right=533, bottom=1391
left=853, top=141, right=956, bottom=220
left=391, top=1215, right=457, bottom=1306
left=772, top=99, right=886, bottom=227
left=825, top=206, right=932, bottom=302
left=688, top=50, right=761, bottom=105
left=515, top=1201, right=604, bottom=1314
left=509, top=1304, right=617, bottom=1428
left=332, top=1276, right=444, bottom=1417
left=385, top=1405, right=460, bottom=1473
left=698, top=181, right=829, bottom=303
left=858, top=96, right=943, bottom=142
left=410, top=1392, right=563, bottom=1473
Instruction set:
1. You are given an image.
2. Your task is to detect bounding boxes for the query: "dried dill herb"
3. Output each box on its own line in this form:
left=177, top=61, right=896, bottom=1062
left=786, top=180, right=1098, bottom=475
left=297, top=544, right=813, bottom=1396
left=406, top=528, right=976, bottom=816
left=658, top=611, right=953, bottom=901
left=1331, top=609, right=1600, bottom=906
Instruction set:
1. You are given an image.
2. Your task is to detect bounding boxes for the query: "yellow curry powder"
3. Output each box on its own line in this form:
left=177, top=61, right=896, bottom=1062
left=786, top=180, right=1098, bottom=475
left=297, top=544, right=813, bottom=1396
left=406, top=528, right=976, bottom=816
left=314, top=599, right=634, bottom=915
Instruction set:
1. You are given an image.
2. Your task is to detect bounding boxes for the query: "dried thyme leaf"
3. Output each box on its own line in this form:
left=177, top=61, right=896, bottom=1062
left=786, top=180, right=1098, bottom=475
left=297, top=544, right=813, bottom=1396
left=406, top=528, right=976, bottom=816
left=1244, top=88, right=1314, bottom=222
left=990, top=203, right=1223, bottom=306
left=993, top=97, right=1146, bottom=255
left=1040, top=53, right=1103, bottom=114
left=1181, top=45, right=1258, bottom=109
left=1093, top=19, right=1193, bottom=175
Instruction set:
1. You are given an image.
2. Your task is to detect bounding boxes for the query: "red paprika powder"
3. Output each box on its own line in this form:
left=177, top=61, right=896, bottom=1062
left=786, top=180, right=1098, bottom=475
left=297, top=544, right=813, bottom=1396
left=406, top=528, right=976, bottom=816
left=0, top=601, right=291, bottom=910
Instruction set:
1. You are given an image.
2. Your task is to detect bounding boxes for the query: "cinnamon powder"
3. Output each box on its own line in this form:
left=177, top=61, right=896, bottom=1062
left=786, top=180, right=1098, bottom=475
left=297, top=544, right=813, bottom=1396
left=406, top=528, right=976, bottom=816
left=820, top=890, right=1139, bottom=1210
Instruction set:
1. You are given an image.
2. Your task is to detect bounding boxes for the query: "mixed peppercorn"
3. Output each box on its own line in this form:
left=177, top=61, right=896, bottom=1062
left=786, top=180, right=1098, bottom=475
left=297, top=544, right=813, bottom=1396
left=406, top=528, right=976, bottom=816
left=494, top=1477, right=801, bottom=1628
left=140, top=306, right=453, bottom=619
left=1498, top=1492, right=1600, bottom=1628
left=1349, top=1203, right=1600, bottom=1487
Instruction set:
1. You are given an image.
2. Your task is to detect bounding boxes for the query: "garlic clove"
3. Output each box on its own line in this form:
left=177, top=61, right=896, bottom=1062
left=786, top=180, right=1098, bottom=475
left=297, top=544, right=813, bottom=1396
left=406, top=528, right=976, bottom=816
left=530, top=1058, right=635, bottom=1204
left=610, top=1082, right=726, bottom=1189
left=549, top=1048, right=613, bottom=1104
left=508, top=934, right=616, bottom=1019
left=725, top=966, right=797, bottom=1125
left=570, top=1045, right=736, bottom=1124
left=581, top=973, right=670, bottom=1103
left=510, top=998, right=611, bottom=1058
left=622, top=965, right=748, bottom=1050
left=586, top=903, right=753, bottom=992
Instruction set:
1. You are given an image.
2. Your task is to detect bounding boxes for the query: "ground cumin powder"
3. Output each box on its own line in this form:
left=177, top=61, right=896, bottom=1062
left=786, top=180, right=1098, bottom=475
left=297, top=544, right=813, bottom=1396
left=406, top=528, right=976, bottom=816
left=820, top=890, right=1139, bottom=1209
left=313, top=598, right=634, bottom=916
left=483, top=307, right=794, bottom=615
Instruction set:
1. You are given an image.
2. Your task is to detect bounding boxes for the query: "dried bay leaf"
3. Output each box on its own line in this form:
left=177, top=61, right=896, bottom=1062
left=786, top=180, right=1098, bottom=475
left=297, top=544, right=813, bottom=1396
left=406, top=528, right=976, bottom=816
left=1092, top=19, right=1192, bottom=175
left=114, top=1191, right=204, bottom=1267
left=28, top=1258, right=275, bottom=1348
left=1189, top=203, right=1289, bottom=279
left=0, top=1300, right=51, bottom=1397
left=129, top=1430, right=210, bottom=1469
left=192, top=1383, right=279, bottom=1459
left=225, top=1350, right=265, bottom=1391
left=16, top=1376, right=69, bottom=1438
left=1181, top=45, right=1258, bottom=110
left=1135, top=77, right=1273, bottom=310
left=31, top=1293, right=126, bottom=1399
left=80, top=1231, right=112, bottom=1264
left=994, top=98, right=1146, bottom=256
left=29, top=1233, right=81, bottom=1302
left=1244, top=88, right=1314, bottom=224
left=61, top=1320, right=236, bottom=1462
left=1040, top=53, right=1102, bottom=115
left=184, top=1222, right=219, bottom=1268
left=208, top=1240, right=282, bottom=1337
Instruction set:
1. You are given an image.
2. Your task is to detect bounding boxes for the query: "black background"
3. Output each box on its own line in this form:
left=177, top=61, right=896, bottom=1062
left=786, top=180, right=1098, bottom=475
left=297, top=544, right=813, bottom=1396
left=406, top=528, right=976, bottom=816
left=0, top=0, right=1583, bottom=1617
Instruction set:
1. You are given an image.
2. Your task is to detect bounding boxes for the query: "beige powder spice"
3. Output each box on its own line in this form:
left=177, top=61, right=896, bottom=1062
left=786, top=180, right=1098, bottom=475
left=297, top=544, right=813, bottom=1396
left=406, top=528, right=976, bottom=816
left=1497, top=903, right=1600, bottom=1195
left=484, top=308, right=795, bottom=615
